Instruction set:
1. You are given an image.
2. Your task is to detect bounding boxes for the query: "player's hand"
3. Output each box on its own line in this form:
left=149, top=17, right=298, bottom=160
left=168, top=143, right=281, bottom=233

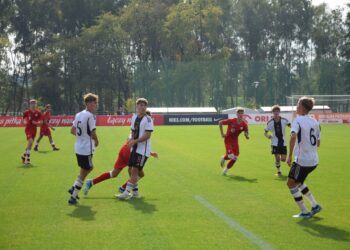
left=51, top=127, right=55, bottom=131
left=245, top=135, right=250, bottom=140
left=150, top=152, right=159, bottom=158
left=221, top=134, right=226, bottom=138
left=127, top=139, right=137, bottom=148
left=267, top=135, right=272, bottom=139
left=287, top=156, right=292, bottom=167
left=94, top=139, right=99, bottom=147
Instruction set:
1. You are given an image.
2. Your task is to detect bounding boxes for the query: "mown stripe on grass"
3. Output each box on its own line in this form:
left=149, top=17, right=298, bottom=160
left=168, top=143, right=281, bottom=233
left=195, top=195, right=274, bottom=250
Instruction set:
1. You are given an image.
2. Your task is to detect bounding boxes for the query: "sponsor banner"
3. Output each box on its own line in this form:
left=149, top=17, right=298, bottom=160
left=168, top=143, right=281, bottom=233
left=97, top=115, right=164, bottom=126
left=0, top=115, right=164, bottom=127
left=313, top=112, right=350, bottom=124
left=163, top=114, right=228, bottom=125
left=228, top=113, right=293, bottom=125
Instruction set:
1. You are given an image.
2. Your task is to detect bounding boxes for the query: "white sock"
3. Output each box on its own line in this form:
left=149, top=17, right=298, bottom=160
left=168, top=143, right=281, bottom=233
left=223, top=168, right=228, bottom=174
left=290, top=187, right=308, bottom=213
left=25, top=149, right=31, bottom=156
left=299, top=184, right=318, bottom=207
left=125, top=181, right=134, bottom=193
left=72, top=177, right=83, bottom=199
left=276, top=161, right=281, bottom=171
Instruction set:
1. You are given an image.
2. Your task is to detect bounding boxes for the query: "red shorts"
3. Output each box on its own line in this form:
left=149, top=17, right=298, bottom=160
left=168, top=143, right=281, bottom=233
left=113, top=145, right=131, bottom=169
left=40, top=126, right=51, bottom=136
left=25, top=127, right=37, bottom=140
left=225, top=143, right=239, bottom=157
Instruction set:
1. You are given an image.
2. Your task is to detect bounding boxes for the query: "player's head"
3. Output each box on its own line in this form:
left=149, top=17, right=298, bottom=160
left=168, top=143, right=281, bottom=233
left=136, top=98, right=148, bottom=115
left=236, top=107, right=244, bottom=119
left=84, top=93, right=99, bottom=112
left=45, top=104, right=52, bottom=112
left=145, top=109, right=152, bottom=117
left=271, top=105, right=280, bottom=117
left=29, top=99, right=37, bottom=110
left=297, top=96, right=315, bottom=114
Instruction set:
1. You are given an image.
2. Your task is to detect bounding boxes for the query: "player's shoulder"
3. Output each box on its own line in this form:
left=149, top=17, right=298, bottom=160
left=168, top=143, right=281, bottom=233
left=144, top=114, right=153, bottom=123
left=267, top=118, right=274, bottom=125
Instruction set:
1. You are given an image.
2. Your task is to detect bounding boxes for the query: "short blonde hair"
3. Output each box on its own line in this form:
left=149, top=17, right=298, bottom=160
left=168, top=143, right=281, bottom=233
left=271, top=105, right=280, bottom=112
left=298, top=96, right=315, bottom=112
left=84, top=93, right=99, bottom=104
left=29, top=99, right=37, bottom=103
left=136, top=98, right=148, bottom=106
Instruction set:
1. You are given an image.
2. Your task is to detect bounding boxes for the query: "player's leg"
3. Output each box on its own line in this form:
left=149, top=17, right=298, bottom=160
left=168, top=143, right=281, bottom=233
left=132, top=169, right=145, bottom=198
left=287, top=163, right=312, bottom=218
left=23, top=134, right=35, bottom=165
left=220, top=143, right=230, bottom=167
left=119, top=167, right=131, bottom=193
left=84, top=168, right=122, bottom=195
left=48, top=134, right=59, bottom=151
left=223, top=145, right=238, bottom=175
left=297, top=166, right=321, bottom=215
left=275, top=154, right=282, bottom=176
left=34, top=134, right=43, bottom=151
left=69, top=155, right=93, bottom=204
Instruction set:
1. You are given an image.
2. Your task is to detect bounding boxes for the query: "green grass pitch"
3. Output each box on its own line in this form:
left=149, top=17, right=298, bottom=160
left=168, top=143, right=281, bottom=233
left=0, top=125, right=349, bottom=249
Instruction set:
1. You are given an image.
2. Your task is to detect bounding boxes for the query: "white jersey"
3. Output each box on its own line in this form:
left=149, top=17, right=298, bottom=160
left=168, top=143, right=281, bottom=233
left=291, top=115, right=320, bottom=167
left=265, top=117, right=290, bottom=147
left=72, top=110, right=96, bottom=155
left=131, top=114, right=153, bottom=157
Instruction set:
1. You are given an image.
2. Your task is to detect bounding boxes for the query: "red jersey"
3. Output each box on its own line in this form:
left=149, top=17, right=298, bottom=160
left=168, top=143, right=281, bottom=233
left=222, top=118, right=248, bottom=143
left=119, top=143, right=131, bottom=159
left=41, top=111, right=51, bottom=128
left=23, top=109, right=42, bottom=129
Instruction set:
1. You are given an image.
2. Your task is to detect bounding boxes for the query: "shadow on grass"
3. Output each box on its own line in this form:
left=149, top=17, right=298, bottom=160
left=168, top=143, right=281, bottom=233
left=17, top=164, right=38, bottom=168
left=297, top=217, right=350, bottom=242
left=274, top=175, right=287, bottom=181
left=123, top=197, right=158, bottom=214
left=36, top=150, right=52, bottom=154
left=227, top=175, right=258, bottom=183
left=67, top=205, right=96, bottom=221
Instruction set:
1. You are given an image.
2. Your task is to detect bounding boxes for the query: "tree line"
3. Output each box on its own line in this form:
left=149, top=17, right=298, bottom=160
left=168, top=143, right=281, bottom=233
left=0, top=0, right=349, bottom=114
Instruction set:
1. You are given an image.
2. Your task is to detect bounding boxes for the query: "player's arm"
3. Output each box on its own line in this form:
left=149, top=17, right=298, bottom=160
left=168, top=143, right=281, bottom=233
left=22, top=112, right=28, bottom=125
left=219, top=120, right=226, bottom=138
left=244, top=124, right=249, bottom=139
left=70, top=126, right=76, bottom=136
left=91, top=129, right=99, bottom=147
left=287, top=132, right=297, bottom=167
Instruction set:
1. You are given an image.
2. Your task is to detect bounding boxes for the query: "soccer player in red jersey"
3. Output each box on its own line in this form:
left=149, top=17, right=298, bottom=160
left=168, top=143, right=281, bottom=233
left=219, top=108, right=249, bottom=175
left=22, top=99, right=42, bottom=165
left=84, top=110, right=158, bottom=197
left=34, top=104, right=60, bottom=151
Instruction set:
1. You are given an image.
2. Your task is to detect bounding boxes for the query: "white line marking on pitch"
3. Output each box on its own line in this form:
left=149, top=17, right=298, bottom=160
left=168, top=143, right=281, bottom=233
left=194, top=195, right=274, bottom=250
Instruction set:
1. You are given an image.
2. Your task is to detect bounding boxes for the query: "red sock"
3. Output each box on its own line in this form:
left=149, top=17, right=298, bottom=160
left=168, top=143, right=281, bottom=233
left=224, top=155, right=229, bottom=160
left=121, top=179, right=129, bottom=189
left=227, top=159, right=236, bottom=169
left=93, top=172, right=111, bottom=185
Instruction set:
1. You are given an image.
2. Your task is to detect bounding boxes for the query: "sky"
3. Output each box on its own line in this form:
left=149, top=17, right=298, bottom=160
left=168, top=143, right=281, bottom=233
left=313, top=0, right=348, bottom=9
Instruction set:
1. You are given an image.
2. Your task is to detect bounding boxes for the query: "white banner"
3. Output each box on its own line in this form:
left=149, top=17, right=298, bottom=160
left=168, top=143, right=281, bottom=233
left=228, top=113, right=293, bottom=125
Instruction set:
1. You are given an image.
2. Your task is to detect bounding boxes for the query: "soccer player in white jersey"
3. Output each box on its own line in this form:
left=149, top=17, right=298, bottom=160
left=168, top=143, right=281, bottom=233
left=118, top=98, right=153, bottom=200
left=264, top=105, right=290, bottom=176
left=287, top=97, right=322, bottom=218
left=68, top=93, right=99, bottom=205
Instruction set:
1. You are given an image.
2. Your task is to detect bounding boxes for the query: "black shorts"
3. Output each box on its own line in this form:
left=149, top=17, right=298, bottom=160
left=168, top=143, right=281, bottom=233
left=128, top=151, right=148, bottom=169
left=288, top=162, right=317, bottom=183
left=272, top=146, right=287, bottom=155
left=76, top=154, right=93, bottom=170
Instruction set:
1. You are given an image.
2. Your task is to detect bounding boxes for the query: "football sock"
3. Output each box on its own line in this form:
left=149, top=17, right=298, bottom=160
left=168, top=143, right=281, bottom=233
left=299, top=184, right=318, bottom=207
left=275, top=161, right=281, bottom=171
left=227, top=159, right=236, bottom=169
left=290, top=187, right=308, bottom=213
left=125, top=181, right=134, bottom=193
left=92, top=172, right=111, bottom=185
left=121, top=181, right=128, bottom=189
left=72, top=177, right=83, bottom=199
left=133, top=183, right=139, bottom=192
